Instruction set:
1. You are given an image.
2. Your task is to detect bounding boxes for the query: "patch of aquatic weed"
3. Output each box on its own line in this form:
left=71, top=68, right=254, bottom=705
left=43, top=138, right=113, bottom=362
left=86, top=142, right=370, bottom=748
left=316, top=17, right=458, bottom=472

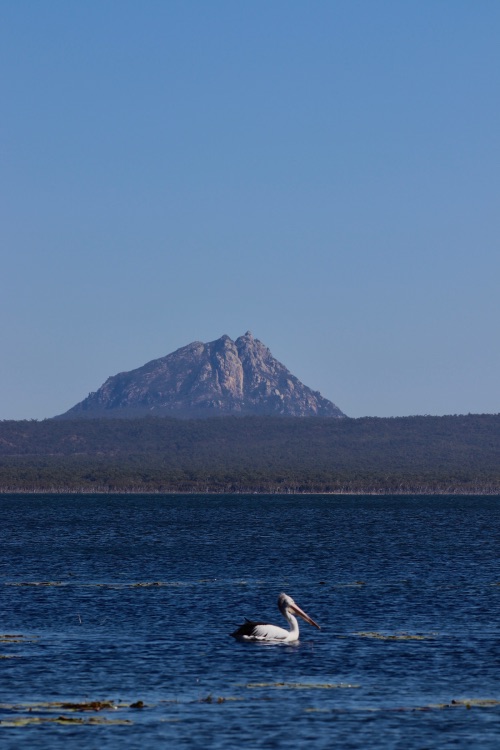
left=0, top=715, right=133, bottom=727
left=424, top=699, right=500, bottom=711
left=330, top=581, right=366, bottom=588
left=0, top=633, right=39, bottom=657
left=5, top=581, right=65, bottom=587
left=4, top=580, right=189, bottom=589
left=0, top=634, right=39, bottom=644
left=353, top=631, right=437, bottom=641
left=304, top=698, right=500, bottom=714
left=130, top=582, right=164, bottom=587
left=198, top=695, right=242, bottom=704
left=0, top=699, right=148, bottom=727
left=243, top=682, right=360, bottom=690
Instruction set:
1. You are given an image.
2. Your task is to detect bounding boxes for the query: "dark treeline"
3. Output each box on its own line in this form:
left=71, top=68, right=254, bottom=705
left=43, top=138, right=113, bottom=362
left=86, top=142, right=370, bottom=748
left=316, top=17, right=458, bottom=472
left=0, top=414, right=499, bottom=493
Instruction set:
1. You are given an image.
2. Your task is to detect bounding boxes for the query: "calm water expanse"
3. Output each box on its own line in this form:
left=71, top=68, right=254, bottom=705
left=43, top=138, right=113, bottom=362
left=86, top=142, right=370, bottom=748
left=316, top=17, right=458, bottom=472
left=1, top=494, right=499, bottom=748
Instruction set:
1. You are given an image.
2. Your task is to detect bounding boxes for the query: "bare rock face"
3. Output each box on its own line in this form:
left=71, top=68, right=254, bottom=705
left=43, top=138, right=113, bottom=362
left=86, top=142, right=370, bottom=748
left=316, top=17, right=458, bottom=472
left=57, top=332, right=345, bottom=418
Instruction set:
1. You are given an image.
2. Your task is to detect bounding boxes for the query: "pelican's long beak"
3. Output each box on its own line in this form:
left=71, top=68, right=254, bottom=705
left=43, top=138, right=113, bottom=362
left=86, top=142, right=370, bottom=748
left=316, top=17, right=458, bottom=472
left=290, top=602, right=321, bottom=630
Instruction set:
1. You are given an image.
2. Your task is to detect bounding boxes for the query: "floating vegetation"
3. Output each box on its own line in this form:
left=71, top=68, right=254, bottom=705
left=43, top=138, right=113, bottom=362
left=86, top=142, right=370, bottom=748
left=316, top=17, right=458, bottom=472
left=6, top=581, right=64, bottom=587
left=158, top=696, right=242, bottom=706
left=353, top=631, right=436, bottom=641
left=131, top=582, right=163, bottom=588
left=430, top=699, right=500, bottom=710
left=0, top=715, right=132, bottom=727
left=406, top=698, right=500, bottom=713
left=244, top=682, right=360, bottom=690
left=0, top=699, right=144, bottom=713
left=333, top=581, right=366, bottom=588
left=58, top=701, right=117, bottom=711
left=0, top=633, right=37, bottom=659
left=0, top=634, right=39, bottom=644
left=0, top=700, right=139, bottom=728
left=305, top=698, right=500, bottom=715
left=199, top=694, right=228, bottom=704
left=4, top=580, right=204, bottom=589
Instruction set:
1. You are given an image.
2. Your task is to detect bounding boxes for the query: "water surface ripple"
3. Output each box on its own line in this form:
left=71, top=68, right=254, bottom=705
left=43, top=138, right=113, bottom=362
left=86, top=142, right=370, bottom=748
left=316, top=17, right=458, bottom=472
left=1, top=494, right=499, bottom=748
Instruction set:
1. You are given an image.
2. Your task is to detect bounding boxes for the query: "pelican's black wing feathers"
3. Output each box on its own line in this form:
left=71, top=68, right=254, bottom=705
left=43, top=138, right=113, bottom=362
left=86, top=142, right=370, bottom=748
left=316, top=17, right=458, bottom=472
left=230, top=619, right=269, bottom=639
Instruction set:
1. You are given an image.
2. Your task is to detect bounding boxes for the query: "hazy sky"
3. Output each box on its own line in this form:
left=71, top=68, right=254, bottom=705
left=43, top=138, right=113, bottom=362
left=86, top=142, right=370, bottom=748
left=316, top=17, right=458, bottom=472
left=1, top=1, right=499, bottom=420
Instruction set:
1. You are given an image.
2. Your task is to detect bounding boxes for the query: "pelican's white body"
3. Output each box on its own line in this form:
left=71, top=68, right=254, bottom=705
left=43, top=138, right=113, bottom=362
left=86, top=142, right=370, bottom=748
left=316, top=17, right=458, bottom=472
left=235, top=618, right=301, bottom=643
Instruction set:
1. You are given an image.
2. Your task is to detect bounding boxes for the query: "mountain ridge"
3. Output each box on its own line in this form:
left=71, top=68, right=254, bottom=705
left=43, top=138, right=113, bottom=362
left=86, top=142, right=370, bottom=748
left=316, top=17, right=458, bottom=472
left=56, top=332, right=345, bottom=419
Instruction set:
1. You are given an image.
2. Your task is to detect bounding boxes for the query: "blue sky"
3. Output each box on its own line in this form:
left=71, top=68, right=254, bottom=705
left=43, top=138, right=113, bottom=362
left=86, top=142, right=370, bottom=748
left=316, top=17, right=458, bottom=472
left=1, top=1, right=499, bottom=419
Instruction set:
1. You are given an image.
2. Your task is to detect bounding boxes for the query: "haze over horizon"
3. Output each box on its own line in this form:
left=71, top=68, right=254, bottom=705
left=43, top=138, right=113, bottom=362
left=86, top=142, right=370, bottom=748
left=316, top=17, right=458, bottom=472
left=1, top=2, right=499, bottom=420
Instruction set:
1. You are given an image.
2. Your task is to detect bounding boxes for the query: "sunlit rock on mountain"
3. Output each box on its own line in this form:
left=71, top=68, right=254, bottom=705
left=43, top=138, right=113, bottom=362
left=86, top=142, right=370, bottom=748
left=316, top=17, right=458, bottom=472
left=56, top=332, right=346, bottom=419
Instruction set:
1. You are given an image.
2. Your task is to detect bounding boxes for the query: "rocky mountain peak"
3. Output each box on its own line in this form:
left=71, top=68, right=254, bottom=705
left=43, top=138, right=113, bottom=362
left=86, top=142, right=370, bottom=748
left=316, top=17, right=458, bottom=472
left=57, top=333, right=345, bottom=419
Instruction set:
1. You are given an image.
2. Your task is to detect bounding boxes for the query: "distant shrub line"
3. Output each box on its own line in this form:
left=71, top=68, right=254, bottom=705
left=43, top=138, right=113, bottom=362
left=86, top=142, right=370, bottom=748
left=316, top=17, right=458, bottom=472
left=0, top=414, right=499, bottom=493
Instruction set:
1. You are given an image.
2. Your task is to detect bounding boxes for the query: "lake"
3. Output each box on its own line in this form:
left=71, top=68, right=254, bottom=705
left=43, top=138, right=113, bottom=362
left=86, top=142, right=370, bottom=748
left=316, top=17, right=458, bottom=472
left=1, top=494, right=499, bottom=748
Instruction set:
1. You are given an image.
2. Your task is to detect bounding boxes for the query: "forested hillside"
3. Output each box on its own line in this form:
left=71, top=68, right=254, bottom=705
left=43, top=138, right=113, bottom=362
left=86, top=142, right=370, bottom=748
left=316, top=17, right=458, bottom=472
left=1, top=414, right=499, bottom=493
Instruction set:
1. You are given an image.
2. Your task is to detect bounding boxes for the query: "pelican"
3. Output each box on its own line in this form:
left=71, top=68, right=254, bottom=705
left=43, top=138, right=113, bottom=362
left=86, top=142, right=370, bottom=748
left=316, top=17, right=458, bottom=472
left=230, top=593, right=321, bottom=643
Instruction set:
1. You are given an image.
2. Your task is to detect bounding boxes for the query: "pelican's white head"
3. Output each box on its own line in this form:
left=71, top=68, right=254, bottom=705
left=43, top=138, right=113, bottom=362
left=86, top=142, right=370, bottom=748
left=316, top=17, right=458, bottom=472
left=278, top=593, right=321, bottom=630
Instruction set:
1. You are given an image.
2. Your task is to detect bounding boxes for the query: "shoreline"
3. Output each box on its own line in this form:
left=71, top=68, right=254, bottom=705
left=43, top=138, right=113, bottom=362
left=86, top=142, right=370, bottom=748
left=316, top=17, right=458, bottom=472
left=2, top=487, right=500, bottom=496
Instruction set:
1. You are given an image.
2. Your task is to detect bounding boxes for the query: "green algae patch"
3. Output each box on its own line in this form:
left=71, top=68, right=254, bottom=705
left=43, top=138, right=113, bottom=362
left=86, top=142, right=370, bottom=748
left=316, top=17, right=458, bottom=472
left=354, top=631, right=435, bottom=641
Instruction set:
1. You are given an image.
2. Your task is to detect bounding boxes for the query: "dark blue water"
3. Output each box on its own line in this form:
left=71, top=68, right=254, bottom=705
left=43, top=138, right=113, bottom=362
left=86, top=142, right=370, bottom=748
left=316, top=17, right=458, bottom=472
left=1, top=494, right=499, bottom=748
